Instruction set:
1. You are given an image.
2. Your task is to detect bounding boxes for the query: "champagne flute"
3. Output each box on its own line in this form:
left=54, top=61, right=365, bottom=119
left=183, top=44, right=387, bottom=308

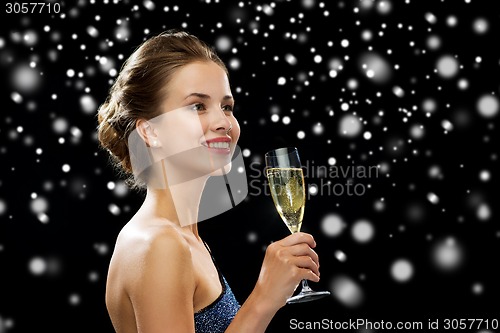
left=265, top=147, right=331, bottom=304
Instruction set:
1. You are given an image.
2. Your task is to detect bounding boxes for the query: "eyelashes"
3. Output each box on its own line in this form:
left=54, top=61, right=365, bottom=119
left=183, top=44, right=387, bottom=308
left=190, top=103, right=206, bottom=112
left=189, top=103, right=234, bottom=113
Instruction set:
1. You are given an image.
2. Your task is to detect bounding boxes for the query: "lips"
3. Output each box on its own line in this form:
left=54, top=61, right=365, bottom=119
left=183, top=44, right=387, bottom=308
left=202, top=137, right=232, bottom=154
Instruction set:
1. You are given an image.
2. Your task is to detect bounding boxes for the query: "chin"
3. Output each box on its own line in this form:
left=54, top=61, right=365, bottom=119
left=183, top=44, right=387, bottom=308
left=208, top=161, right=232, bottom=177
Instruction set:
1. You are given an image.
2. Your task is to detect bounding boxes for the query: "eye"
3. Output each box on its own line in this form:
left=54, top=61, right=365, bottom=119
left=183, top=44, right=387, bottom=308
left=190, top=103, right=206, bottom=112
left=222, top=104, right=234, bottom=112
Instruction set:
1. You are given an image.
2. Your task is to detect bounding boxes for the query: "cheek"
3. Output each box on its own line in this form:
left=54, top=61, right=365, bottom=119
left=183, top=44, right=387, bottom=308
left=159, top=115, right=205, bottom=153
left=185, top=116, right=207, bottom=137
left=198, top=116, right=211, bottom=135
left=230, top=117, right=241, bottom=142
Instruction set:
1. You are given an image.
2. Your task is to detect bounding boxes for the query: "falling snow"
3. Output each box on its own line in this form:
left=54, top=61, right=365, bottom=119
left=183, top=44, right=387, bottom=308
left=351, top=219, right=375, bottom=243
left=330, top=275, right=364, bottom=308
left=0, top=0, right=498, bottom=330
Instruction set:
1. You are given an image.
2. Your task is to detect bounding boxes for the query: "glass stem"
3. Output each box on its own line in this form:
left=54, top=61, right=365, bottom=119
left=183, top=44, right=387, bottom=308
left=300, top=279, right=313, bottom=292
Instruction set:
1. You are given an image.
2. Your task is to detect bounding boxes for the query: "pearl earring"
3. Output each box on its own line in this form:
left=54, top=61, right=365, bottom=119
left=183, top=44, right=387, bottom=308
left=152, top=140, right=158, bottom=147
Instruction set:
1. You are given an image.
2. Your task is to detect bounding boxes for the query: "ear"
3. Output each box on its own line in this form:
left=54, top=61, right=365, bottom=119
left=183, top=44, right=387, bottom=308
left=136, top=119, right=162, bottom=148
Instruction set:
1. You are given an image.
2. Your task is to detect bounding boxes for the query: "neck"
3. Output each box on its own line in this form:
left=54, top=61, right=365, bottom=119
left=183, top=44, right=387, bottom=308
left=140, top=160, right=209, bottom=238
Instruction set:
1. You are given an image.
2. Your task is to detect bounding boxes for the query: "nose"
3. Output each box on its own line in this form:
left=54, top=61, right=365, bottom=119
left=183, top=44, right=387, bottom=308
left=211, top=108, right=232, bottom=133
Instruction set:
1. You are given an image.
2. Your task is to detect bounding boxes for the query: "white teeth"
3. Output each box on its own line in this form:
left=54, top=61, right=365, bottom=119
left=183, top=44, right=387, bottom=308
left=208, top=142, right=230, bottom=149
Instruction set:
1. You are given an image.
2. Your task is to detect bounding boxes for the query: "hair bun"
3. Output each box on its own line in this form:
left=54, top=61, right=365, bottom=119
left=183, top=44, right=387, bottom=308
left=97, top=98, right=133, bottom=174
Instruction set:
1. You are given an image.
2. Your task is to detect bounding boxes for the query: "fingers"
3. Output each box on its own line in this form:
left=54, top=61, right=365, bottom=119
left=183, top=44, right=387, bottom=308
left=291, top=256, right=320, bottom=279
left=287, top=243, right=319, bottom=269
left=276, top=233, right=321, bottom=277
left=266, top=232, right=322, bottom=284
left=280, top=232, right=316, bottom=248
left=301, top=267, right=320, bottom=283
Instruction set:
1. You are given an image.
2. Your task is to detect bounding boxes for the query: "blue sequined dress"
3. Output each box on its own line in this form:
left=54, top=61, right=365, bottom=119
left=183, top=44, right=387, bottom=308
left=194, top=243, right=240, bottom=333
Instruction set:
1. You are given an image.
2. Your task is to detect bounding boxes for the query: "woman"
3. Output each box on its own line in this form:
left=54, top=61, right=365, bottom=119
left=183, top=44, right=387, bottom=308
left=97, top=30, right=321, bottom=333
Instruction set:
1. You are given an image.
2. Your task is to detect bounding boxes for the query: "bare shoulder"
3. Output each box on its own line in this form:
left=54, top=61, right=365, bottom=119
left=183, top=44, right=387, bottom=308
left=141, top=222, right=193, bottom=269
left=108, top=217, right=194, bottom=291
left=121, top=218, right=190, bottom=257
left=106, top=218, right=197, bottom=331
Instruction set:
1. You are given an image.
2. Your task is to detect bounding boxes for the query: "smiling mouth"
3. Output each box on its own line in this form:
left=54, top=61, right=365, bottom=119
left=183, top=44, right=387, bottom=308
left=202, top=139, right=232, bottom=154
left=207, top=141, right=230, bottom=149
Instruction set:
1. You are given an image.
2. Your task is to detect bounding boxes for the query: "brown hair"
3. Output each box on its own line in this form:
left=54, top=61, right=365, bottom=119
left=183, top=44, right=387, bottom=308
left=97, top=30, right=227, bottom=187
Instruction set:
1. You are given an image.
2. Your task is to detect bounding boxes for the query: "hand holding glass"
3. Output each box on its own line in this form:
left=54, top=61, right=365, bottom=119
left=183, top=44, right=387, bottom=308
left=265, top=147, right=330, bottom=304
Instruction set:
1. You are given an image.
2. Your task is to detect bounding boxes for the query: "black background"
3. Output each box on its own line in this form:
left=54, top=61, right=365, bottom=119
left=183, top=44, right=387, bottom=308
left=0, top=0, right=498, bottom=332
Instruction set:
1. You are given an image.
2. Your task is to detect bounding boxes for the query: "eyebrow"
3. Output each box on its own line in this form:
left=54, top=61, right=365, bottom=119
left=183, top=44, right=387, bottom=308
left=184, top=92, right=234, bottom=102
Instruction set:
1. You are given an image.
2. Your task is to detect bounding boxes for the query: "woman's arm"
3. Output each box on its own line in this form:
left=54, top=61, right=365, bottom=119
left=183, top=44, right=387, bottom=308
left=225, top=232, right=320, bottom=333
left=127, top=227, right=197, bottom=333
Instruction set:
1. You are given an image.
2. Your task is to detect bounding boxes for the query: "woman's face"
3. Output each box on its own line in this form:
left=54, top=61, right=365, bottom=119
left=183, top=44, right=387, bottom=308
left=149, top=61, right=240, bottom=181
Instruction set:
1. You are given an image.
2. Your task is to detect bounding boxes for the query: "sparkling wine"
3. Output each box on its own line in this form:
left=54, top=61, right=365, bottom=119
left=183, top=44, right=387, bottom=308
left=266, top=167, right=305, bottom=233
left=265, top=148, right=331, bottom=303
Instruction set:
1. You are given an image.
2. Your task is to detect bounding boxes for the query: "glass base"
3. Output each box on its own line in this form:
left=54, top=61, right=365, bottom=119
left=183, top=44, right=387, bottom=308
left=287, top=290, right=331, bottom=304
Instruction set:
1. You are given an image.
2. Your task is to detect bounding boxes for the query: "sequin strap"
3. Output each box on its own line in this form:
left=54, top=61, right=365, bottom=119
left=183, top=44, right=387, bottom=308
left=194, top=241, right=241, bottom=333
